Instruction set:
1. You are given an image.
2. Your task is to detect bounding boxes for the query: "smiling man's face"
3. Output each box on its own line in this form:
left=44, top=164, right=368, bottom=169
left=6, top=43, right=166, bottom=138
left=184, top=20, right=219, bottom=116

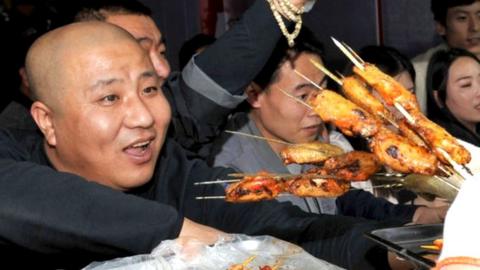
left=29, top=23, right=171, bottom=190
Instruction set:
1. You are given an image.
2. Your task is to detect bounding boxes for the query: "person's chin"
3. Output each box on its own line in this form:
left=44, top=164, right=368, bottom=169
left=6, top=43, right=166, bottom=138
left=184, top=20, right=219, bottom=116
left=120, top=170, right=154, bottom=189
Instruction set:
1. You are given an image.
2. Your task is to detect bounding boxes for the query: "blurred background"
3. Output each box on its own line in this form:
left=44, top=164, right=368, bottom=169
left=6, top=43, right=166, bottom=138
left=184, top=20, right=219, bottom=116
left=0, top=0, right=438, bottom=110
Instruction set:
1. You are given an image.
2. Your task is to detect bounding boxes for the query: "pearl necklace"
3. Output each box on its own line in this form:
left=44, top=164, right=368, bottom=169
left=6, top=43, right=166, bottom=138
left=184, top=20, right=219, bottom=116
left=266, top=0, right=304, bottom=47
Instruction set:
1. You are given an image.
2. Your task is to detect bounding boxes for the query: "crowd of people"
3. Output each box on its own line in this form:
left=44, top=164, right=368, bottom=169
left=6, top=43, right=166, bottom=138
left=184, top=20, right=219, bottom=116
left=0, top=0, right=479, bottom=269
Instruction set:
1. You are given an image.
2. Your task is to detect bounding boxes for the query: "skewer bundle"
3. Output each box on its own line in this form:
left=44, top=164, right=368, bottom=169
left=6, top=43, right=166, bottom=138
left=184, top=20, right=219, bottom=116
left=293, top=38, right=472, bottom=183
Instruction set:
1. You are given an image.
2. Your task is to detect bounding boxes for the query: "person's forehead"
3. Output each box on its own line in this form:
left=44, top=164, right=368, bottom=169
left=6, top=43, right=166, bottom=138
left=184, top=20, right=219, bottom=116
left=70, top=41, right=154, bottom=86
left=279, top=53, right=324, bottom=80
left=448, top=1, right=480, bottom=14
left=451, top=56, right=478, bottom=74
left=105, top=14, right=162, bottom=41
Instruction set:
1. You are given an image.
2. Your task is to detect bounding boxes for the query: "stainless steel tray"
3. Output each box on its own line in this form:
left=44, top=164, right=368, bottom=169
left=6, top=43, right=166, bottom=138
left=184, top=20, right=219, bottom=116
left=365, top=224, right=443, bottom=269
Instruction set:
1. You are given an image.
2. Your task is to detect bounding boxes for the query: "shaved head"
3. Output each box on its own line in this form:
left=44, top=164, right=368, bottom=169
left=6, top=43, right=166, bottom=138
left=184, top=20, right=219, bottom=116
left=27, top=20, right=171, bottom=190
left=26, top=22, right=139, bottom=110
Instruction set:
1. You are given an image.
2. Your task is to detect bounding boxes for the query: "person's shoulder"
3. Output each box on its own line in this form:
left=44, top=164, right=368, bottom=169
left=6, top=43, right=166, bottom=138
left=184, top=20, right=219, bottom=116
left=0, top=127, right=42, bottom=160
left=328, top=130, right=354, bottom=152
left=411, top=43, right=448, bottom=64
left=211, top=113, right=252, bottom=166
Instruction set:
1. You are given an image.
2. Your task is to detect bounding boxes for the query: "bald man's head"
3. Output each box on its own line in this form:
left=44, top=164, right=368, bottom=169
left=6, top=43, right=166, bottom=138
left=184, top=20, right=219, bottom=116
left=25, top=21, right=139, bottom=109
left=28, top=20, right=171, bottom=190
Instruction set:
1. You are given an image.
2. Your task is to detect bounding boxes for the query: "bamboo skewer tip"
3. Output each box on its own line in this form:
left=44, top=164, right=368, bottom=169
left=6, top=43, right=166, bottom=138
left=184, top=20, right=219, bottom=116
left=331, top=37, right=365, bottom=71
left=293, top=69, right=324, bottom=90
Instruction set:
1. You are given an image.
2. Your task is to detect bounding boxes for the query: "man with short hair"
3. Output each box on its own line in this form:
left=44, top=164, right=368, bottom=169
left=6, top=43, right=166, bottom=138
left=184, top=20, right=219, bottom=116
left=0, top=21, right=397, bottom=270
left=211, top=30, right=446, bottom=223
left=412, top=0, right=480, bottom=113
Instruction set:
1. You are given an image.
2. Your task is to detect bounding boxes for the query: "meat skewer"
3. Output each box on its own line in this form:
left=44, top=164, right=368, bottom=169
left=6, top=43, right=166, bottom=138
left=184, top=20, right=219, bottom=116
left=280, top=141, right=344, bottom=164
left=310, top=59, right=429, bottom=148
left=332, top=37, right=471, bottom=168
left=307, top=151, right=382, bottom=181
left=369, top=127, right=438, bottom=175
left=226, top=130, right=345, bottom=164
left=307, top=89, right=381, bottom=137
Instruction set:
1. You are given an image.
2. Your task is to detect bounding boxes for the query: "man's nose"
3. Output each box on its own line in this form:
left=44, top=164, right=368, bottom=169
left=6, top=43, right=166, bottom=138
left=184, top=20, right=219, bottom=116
left=150, top=52, right=171, bottom=80
left=124, top=97, right=155, bottom=129
left=469, top=16, right=480, bottom=31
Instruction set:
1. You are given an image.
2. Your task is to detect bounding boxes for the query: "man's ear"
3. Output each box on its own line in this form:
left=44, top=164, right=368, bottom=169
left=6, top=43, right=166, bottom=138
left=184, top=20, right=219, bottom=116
left=435, top=22, right=446, bottom=36
left=433, top=90, right=445, bottom=108
left=31, top=101, right=57, bottom=146
left=245, top=82, right=263, bottom=108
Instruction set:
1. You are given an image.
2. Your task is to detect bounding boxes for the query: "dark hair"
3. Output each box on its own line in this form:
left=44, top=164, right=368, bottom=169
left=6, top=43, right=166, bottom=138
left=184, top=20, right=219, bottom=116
left=74, top=0, right=151, bottom=22
left=358, top=45, right=415, bottom=81
left=426, top=48, right=480, bottom=117
left=431, top=0, right=476, bottom=26
left=253, top=27, right=324, bottom=89
left=179, top=34, right=216, bottom=70
left=342, top=45, right=414, bottom=84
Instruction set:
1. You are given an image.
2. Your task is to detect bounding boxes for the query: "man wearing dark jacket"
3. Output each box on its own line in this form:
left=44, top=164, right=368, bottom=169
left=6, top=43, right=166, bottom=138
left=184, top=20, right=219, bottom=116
left=0, top=20, right=400, bottom=270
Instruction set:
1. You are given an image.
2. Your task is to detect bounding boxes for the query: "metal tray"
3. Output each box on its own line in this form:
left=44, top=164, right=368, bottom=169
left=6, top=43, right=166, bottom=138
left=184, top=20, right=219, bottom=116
left=365, top=224, right=443, bottom=269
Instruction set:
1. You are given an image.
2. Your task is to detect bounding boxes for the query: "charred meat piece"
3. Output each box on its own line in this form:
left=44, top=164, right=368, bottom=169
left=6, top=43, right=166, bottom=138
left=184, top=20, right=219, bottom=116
left=370, top=127, right=438, bottom=175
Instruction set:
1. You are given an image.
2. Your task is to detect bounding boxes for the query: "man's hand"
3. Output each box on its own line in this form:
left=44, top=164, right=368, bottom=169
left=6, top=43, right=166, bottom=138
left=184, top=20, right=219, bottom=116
left=178, top=218, right=226, bottom=246
left=175, top=218, right=228, bottom=259
left=412, top=205, right=449, bottom=224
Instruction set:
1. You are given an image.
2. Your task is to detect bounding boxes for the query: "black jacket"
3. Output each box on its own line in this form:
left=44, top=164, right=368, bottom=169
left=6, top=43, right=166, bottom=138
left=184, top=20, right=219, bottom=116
left=0, top=129, right=396, bottom=269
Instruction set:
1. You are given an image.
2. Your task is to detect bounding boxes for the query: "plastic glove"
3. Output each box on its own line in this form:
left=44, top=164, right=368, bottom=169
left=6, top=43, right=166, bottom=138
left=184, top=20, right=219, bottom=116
left=439, top=174, right=480, bottom=260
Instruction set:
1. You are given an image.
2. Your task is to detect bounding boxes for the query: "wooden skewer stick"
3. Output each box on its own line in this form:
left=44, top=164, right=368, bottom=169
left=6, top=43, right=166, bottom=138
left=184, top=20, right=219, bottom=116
left=393, top=103, right=416, bottom=124
left=335, top=70, right=346, bottom=80
left=293, top=69, right=324, bottom=90
left=196, top=194, right=292, bottom=200
left=225, top=130, right=295, bottom=146
left=227, top=173, right=343, bottom=180
left=196, top=196, right=227, bottom=200
left=437, top=148, right=470, bottom=180
left=438, top=165, right=453, bottom=177
left=241, top=255, right=257, bottom=267
left=225, top=130, right=341, bottom=155
left=331, top=37, right=365, bottom=71
left=277, top=86, right=313, bottom=109
left=309, top=59, right=343, bottom=86
left=310, top=59, right=400, bottom=129
left=194, top=179, right=244, bottom=185
left=341, top=41, right=365, bottom=65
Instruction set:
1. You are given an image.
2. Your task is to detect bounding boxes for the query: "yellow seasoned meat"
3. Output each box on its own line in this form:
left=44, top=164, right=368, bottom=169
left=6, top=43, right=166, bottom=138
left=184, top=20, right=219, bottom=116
left=353, top=63, right=420, bottom=112
left=307, top=89, right=381, bottom=137
left=280, top=141, right=344, bottom=165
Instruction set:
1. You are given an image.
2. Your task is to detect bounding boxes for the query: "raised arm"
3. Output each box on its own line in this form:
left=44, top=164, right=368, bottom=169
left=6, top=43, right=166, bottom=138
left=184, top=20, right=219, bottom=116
left=168, top=0, right=316, bottom=154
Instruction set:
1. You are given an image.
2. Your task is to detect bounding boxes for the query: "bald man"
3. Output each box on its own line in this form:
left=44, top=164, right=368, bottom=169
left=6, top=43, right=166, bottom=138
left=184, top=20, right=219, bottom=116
left=0, top=20, right=399, bottom=270
left=0, top=0, right=315, bottom=157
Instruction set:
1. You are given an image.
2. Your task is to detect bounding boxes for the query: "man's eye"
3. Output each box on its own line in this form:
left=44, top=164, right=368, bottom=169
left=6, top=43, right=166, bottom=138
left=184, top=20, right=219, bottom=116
left=299, top=94, right=309, bottom=101
left=456, top=15, right=468, bottom=21
left=143, top=86, right=159, bottom=95
left=100, top=95, right=119, bottom=104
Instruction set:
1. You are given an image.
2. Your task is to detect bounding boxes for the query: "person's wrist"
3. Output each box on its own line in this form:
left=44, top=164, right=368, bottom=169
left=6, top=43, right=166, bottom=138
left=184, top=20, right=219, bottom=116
left=434, top=257, right=480, bottom=270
